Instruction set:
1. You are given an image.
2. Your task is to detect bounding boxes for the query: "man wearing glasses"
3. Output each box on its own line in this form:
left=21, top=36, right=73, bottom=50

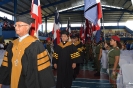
left=0, top=16, right=55, bottom=88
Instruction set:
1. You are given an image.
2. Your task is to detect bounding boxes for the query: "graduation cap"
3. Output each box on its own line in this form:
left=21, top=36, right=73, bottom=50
left=16, top=16, right=35, bottom=25
left=60, top=30, right=69, bottom=36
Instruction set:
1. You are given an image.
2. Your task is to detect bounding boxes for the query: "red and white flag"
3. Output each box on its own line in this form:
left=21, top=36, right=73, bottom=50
left=80, top=24, right=85, bottom=43
left=30, top=0, right=42, bottom=37
left=84, top=0, right=102, bottom=30
left=66, top=18, right=71, bottom=33
left=84, top=0, right=102, bottom=43
left=52, top=10, right=60, bottom=45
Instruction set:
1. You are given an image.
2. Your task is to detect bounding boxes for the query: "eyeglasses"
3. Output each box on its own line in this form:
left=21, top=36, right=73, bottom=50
left=14, top=24, right=28, bottom=28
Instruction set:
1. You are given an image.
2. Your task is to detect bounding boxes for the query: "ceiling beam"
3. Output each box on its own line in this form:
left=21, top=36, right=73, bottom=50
left=103, top=9, right=132, bottom=13
left=0, top=5, right=14, bottom=14
left=44, top=4, right=132, bottom=19
left=45, top=11, right=84, bottom=19
left=118, top=0, right=130, bottom=22
left=19, top=0, right=70, bottom=15
left=45, top=9, right=133, bottom=19
left=47, top=0, right=56, bottom=8
left=102, top=6, right=132, bottom=13
left=42, top=9, right=49, bottom=16
left=44, top=5, right=84, bottom=18
left=0, top=0, right=12, bottom=5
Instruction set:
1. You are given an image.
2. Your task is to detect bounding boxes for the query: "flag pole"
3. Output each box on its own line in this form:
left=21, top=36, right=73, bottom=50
left=101, top=12, right=106, bottom=43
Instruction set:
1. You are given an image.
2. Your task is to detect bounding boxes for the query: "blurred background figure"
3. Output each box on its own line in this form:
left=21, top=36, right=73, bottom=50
left=46, top=37, right=54, bottom=65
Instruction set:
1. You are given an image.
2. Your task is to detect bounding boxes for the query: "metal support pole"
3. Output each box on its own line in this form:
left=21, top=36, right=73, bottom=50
left=45, top=17, right=47, bottom=34
left=14, top=0, right=17, bottom=23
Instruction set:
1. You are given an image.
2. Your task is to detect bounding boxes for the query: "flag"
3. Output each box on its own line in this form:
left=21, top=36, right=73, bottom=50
left=84, top=19, right=93, bottom=42
left=30, top=0, right=42, bottom=37
left=95, top=29, right=101, bottom=43
left=92, top=25, right=97, bottom=36
left=84, top=0, right=102, bottom=30
left=84, top=0, right=102, bottom=43
left=80, top=24, right=85, bottom=43
left=79, top=24, right=84, bottom=39
left=52, top=9, right=60, bottom=45
left=66, top=18, right=71, bottom=33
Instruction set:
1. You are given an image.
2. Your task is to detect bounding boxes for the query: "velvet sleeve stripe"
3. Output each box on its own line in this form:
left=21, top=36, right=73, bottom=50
left=1, top=51, right=8, bottom=67
left=82, top=46, right=85, bottom=50
left=53, top=53, right=58, bottom=59
left=38, top=61, right=51, bottom=71
left=3, top=56, right=8, bottom=62
left=2, top=61, right=8, bottom=67
left=37, top=50, right=51, bottom=71
left=82, top=46, right=86, bottom=50
left=77, top=46, right=84, bottom=52
left=37, top=51, right=48, bottom=59
left=37, top=55, right=49, bottom=65
left=71, top=52, right=80, bottom=59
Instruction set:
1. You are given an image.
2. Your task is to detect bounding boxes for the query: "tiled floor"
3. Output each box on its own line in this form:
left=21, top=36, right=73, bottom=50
left=53, top=61, right=111, bottom=88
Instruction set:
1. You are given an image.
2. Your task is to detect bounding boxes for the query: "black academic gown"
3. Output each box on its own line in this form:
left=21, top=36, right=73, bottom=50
left=0, top=36, right=55, bottom=88
left=53, top=42, right=81, bottom=88
left=73, top=41, right=84, bottom=78
left=74, top=41, right=85, bottom=61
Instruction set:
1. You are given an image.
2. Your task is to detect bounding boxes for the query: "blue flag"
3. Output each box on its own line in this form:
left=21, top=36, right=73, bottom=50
left=95, top=29, right=101, bottom=43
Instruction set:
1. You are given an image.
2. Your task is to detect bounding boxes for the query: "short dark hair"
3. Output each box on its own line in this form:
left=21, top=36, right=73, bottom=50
left=60, top=30, right=69, bottom=36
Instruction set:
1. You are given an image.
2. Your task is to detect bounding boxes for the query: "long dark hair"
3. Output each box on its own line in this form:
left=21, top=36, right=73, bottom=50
left=116, top=41, right=122, bottom=49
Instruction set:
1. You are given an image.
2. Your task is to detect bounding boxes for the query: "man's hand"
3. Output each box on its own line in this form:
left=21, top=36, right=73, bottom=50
left=54, top=64, right=57, bottom=69
left=0, top=84, right=2, bottom=88
left=72, top=63, right=76, bottom=69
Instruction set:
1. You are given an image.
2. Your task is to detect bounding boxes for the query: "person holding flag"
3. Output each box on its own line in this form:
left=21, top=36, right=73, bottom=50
left=104, top=35, right=122, bottom=88
left=94, top=40, right=102, bottom=76
left=84, top=0, right=103, bottom=76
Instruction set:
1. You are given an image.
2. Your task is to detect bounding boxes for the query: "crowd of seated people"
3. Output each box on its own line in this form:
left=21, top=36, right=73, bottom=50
left=105, top=31, right=133, bottom=38
left=0, top=41, right=11, bottom=50
left=0, top=17, right=15, bottom=31
left=38, top=30, right=47, bottom=36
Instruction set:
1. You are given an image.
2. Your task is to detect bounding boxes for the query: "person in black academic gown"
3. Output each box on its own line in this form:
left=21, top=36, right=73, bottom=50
left=53, top=30, right=82, bottom=88
left=70, top=34, right=84, bottom=80
left=0, top=16, right=55, bottom=88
